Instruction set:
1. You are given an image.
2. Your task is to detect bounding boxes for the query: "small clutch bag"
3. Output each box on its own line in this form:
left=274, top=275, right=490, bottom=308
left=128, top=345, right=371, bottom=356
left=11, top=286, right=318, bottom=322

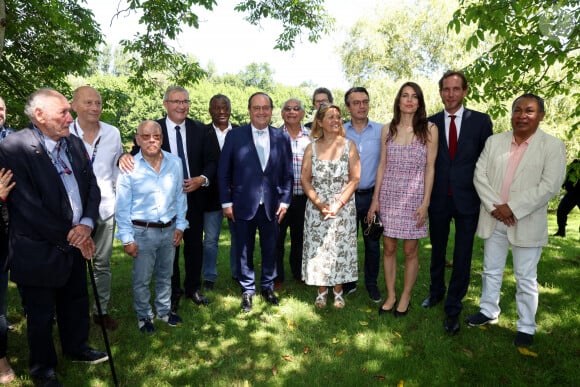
left=363, top=212, right=384, bottom=241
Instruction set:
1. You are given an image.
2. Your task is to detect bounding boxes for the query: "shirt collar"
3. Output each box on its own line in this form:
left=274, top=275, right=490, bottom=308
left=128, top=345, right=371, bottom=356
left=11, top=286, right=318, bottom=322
left=444, top=105, right=465, bottom=119
left=166, top=118, right=186, bottom=129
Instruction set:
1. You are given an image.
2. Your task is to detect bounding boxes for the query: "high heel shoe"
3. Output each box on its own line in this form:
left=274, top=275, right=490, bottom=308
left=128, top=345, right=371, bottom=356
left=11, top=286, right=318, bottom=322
left=378, top=300, right=396, bottom=316
left=394, top=299, right=411, bottom=318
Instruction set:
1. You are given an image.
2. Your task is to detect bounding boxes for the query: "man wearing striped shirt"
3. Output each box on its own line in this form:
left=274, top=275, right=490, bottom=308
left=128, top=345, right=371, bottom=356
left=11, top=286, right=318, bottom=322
left=275, top=98, right=311, bottom=289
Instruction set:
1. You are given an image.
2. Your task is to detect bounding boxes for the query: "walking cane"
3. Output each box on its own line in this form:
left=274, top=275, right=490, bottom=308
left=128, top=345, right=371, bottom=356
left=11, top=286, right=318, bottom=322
left=87, top=260, right=119, bottom=387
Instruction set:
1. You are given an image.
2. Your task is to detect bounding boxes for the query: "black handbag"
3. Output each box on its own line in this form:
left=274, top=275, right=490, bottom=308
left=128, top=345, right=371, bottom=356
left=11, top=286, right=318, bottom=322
left=363, top=212, right=383, bottom=240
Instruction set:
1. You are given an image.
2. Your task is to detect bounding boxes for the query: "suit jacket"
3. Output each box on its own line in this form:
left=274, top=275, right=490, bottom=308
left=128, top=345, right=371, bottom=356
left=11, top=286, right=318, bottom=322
left=217, top=124, right=293, bottom=221
left=204, top=122, right=239, bottom=212
left=428, top=108, right=493, bottom=215
left=131, top=117, right=220, bottom=216
left=0, top=128, right=100, bottom=287
left=474, top=129, right=566, bottom=247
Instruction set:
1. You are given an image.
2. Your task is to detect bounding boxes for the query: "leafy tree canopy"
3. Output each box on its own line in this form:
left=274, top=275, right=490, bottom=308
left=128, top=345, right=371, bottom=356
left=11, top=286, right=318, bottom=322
left=0, top=0, right=102, bottom=127
left=340, top=0, right=485, bottom=85
left=0, top=0, right=333, bottom=127
left=451, top=0, right=580, bottom=132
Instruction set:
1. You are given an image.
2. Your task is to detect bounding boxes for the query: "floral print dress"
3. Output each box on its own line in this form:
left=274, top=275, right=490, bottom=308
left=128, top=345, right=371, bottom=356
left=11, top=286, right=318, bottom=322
left=302, top=140, right=358, bottom=286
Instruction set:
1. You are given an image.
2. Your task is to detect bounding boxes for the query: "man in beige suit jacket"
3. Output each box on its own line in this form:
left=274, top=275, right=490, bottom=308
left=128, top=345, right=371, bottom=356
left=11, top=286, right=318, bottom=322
left=465, top=94, right=566, bottom=348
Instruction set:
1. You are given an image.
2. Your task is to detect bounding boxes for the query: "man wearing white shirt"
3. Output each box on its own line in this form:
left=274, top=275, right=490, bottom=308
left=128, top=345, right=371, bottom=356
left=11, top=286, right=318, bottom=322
left=202, top=94, right=239, bottom=290
left=71, top=86, right=123, bottom=331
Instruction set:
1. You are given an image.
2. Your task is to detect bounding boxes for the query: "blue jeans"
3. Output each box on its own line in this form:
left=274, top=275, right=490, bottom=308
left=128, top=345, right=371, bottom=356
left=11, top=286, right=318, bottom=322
left=132, top=224, right=176, bottom=320
left=202, top=211, right=237, bottom=282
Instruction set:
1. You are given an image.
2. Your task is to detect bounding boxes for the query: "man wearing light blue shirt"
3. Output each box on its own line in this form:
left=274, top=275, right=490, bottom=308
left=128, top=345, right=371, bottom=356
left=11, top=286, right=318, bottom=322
left=344, top=87, right=384, bottom=302
left=116, top=120, right=189, bottom=334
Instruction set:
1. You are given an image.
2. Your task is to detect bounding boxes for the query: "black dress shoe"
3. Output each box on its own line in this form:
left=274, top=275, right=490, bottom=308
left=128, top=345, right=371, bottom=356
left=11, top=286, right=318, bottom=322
left=261, top=289, right=279, bottom=305
left=421, top=295, right=444, bottom=308
left=514, top=331, right=533, bottom=347
left=189, top=290, right=210, bottom=306
left=444, top=315, right=460, bottom=335
left=69, top=348, right=108, bottom=364
left=241, top=293, right=253, bottom=312
left=552, top=230, right=565, bottom=237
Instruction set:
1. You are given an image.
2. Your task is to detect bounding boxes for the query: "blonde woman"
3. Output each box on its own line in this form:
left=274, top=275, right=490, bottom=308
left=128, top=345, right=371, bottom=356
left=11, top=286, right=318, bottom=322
left=301, top=104, right=360, bottom=309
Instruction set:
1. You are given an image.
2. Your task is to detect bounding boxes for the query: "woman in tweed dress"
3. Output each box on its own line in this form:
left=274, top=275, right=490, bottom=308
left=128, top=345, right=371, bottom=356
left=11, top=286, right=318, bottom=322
left=368, top=82, right=438, bottom=317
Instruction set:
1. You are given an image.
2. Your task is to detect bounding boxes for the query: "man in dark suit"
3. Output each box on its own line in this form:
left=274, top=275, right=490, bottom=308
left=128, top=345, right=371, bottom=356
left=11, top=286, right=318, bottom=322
left=422, top=71, right=493, bottom=335
left=0, top=89, right=107, bottom=386
left=202, top=94, right=239, bottom=289
left=121, top=86, right=220, bottom=310
left=218, top=92, right=293, bottom=312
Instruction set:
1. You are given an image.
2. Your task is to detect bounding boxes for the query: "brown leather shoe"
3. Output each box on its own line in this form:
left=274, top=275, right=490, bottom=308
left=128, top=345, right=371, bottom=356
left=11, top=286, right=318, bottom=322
left=93, top=314, right=120, bottom=331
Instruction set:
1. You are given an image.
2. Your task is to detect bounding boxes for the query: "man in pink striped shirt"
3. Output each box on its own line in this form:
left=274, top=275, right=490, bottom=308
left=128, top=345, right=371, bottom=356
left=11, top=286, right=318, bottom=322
left=465, top=94, right=566, bottom=348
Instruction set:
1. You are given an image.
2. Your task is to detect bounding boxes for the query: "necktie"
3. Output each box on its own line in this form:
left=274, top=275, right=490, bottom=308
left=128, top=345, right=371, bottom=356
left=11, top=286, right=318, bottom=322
left=56, top=140, right=72, bottom=175
left=175, top=126, right=188, bottom=179
left=255, top=130, right=266, bottom=170
left=448, top=115, right=457, bottom=160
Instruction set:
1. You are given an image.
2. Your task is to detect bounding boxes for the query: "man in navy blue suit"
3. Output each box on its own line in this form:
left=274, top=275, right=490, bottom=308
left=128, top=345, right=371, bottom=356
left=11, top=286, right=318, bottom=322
left=0, top=89, right=107, bottom=386
left=218, top=92, right=293, bottom=312
left=422, top=71, right=493, bottom=335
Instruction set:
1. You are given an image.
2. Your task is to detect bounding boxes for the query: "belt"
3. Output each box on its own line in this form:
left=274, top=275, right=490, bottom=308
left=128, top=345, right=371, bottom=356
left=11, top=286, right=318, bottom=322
left=356, top=187, right=374, bottom=194
left=131, top=218, right=175, bottom=229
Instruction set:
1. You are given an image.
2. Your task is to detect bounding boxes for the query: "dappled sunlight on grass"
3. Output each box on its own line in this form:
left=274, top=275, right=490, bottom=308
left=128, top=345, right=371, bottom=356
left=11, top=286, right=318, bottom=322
left=2, top=212, right=578, bottom=385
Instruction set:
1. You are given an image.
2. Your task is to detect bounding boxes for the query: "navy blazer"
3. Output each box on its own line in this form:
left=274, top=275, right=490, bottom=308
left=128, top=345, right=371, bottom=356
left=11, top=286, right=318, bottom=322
left=0, top=128, right=100, bottom=287
left=131, top=117, right=220, bottom=214
left=217, top=124, right=293, bottom=221
left=428, top=108, right=493, bottom=215
left=203, top=122, right=239, bottom=212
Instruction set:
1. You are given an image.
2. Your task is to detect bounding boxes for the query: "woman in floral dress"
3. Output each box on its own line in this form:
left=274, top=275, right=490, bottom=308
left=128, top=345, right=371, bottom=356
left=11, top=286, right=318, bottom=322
left=301, top=104, right=360, bottom=309
left=368, top=82, right=438, bottom=317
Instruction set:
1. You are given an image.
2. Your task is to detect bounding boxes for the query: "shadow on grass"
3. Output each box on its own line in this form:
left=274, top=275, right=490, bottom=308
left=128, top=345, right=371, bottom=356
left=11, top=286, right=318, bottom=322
left=3, top=211, right=580, bottom=386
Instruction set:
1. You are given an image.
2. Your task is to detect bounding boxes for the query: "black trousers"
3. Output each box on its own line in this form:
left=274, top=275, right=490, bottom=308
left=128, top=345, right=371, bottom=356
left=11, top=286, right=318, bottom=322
left=428, top=196, right=479, bottom=317
left=172, top=208, right=204, bottom=298
left=556, top=190, right=580, bottom=232
left=18, top=251, right=90, bottom=378
left=275, top=194, right=307, bottom=282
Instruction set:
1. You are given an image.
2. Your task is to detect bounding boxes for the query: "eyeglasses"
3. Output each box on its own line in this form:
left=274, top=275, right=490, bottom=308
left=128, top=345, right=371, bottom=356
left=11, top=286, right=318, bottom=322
left=251, top=105, right=272, bottom=112
left=137, top=134, right=161, bottom=141
left=166, top=100, right=190, bottom=105
left=351, top=100, right=370, bottom=107
left=283, top=106, right=302, bottom=112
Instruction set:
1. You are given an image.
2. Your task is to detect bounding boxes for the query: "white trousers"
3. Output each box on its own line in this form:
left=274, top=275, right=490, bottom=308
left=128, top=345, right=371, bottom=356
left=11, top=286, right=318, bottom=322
left=479, top=222, right=542, bottom=335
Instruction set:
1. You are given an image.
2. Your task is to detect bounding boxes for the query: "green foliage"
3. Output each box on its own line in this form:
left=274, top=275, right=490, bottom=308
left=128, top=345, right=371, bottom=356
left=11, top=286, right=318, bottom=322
left=234, top=0, right=334, bottom=51
left=0, top=0, right=102, bottom=128
left=0, top=0, right=330, bottom=127
left=340, top=0, right=486, bottom=85
left=452, top=0, right=580, bottom=138
left=237, top=62, right=275, bottom=91
left=116, top=0, right=332, bottom=92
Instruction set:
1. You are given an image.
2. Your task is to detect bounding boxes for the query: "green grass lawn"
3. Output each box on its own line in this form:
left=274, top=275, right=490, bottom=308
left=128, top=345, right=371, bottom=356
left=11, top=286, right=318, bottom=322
left=4, top=210, right=580, bottom=386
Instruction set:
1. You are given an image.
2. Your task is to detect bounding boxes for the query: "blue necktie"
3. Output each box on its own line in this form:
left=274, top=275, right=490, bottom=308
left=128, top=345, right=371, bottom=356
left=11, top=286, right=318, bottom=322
left=175, top=126, right=188, bottom=179
left=255, top=130, right=266, bottom=170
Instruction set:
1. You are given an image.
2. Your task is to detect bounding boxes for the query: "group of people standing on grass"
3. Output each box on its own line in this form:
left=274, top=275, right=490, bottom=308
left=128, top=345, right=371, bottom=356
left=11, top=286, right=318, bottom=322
left=0, top=68, right=569, bottom=385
